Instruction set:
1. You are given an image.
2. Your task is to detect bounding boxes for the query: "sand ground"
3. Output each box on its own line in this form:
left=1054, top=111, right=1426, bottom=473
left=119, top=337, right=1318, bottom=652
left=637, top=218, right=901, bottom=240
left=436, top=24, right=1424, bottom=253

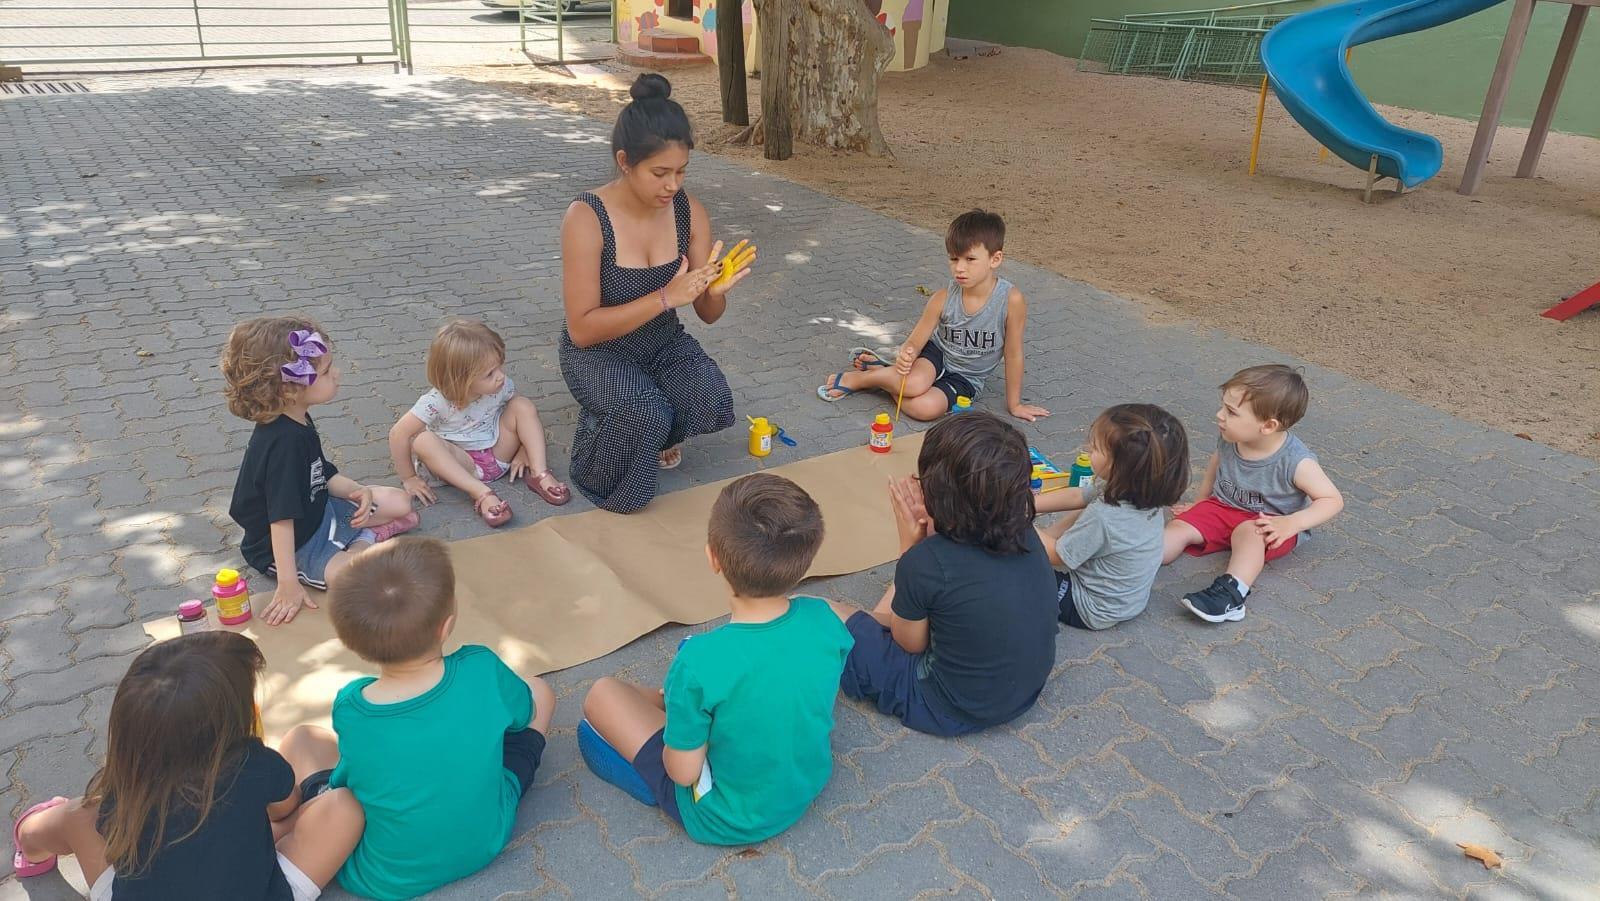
left=448, top=47, right=1600, bottom=458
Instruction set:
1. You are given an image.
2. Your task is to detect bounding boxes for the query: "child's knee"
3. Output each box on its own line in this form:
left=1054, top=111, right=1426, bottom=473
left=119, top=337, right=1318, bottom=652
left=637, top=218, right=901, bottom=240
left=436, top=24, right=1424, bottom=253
left=372, top=486, right=413, bottom=516
left=504, top=394, right=539, bottom=419
left=582, top=676, right=622, bottom=717
left=823, top=598, right=859, bottom=625
left=1230, top=519, right=1262, bottom=544
left=314, top=787, right=365, bottom=832
left=529, top=676, right=557, bottom=731
left=902, top=393, right=950, bottom=422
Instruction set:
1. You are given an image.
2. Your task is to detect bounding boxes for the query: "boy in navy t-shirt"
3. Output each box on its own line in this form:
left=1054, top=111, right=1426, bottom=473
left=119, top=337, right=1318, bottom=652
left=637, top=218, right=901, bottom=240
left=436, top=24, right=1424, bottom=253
left=828, top=412, right=1057, bottom=736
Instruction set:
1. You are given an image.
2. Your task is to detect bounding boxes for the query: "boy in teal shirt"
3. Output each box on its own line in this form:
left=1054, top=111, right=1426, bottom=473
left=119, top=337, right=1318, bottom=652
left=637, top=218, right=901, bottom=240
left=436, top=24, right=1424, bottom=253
left=579, top=474, right=854, bottom=844
left=281, top=537, right=556, bottom=900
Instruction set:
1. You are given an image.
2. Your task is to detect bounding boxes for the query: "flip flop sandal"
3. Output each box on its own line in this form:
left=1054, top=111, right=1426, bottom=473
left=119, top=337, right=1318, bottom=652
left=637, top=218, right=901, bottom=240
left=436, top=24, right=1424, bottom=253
left=816, top=372, right=856, bottom=402
left=13, top=796, right=69, bottom=878
left=474, top=492, right=512, bottom=528
left=524, top=469, right=571, bottom=507
left=849, top=346, right=890, bottom=370
left=658, top=445, right=683, bottom=471
left=577, top=719, right=657, bottom=807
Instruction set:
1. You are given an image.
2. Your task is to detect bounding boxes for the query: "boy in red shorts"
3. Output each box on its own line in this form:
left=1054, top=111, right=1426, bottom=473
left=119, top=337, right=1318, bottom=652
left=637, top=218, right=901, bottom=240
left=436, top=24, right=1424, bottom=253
left=1164, top=364, right=1344, bottom=623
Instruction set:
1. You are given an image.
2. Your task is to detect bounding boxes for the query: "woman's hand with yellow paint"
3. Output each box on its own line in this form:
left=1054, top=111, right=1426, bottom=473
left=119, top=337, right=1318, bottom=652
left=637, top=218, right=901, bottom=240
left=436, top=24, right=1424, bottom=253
left=708, top=238, right=756, bottom=297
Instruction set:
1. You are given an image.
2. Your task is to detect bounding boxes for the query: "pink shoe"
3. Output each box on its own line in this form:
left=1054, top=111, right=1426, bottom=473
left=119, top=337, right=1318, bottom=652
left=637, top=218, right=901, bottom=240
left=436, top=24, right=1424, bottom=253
left=369, top=510, right=420, bottom=543
left=12, top=796, right=69, bottom=878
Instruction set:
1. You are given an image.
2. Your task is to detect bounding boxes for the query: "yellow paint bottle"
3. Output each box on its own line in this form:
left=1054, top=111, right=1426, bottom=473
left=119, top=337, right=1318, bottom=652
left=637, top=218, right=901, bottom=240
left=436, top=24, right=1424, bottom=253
left=748, top=416, right=775, bottom=458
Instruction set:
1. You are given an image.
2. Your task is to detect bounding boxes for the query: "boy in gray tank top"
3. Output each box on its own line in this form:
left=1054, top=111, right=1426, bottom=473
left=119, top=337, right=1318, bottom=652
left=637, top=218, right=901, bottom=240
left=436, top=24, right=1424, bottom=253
left=816, top=210, right=1051, bottom=423
left=1162, top=365, right=1345, bottom=623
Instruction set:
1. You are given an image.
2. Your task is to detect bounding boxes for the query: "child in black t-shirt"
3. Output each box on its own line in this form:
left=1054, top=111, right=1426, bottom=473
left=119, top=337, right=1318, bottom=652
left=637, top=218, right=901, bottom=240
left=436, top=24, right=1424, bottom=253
left=222, top=317, right=418, bottom=625
left=826, top=411, right=1058, bottom=736
left=12, top=632, right=364, bottom=901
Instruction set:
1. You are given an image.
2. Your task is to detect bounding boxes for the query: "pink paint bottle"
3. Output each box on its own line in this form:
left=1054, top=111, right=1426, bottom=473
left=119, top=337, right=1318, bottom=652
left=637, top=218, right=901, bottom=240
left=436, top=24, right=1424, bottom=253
left=212, top=568, right=253, bottom=626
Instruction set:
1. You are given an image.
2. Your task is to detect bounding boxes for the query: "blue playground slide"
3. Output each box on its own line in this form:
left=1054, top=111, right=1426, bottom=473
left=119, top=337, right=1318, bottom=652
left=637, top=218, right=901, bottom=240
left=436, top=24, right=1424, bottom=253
left=1261, top=0, right=1506, bottom=187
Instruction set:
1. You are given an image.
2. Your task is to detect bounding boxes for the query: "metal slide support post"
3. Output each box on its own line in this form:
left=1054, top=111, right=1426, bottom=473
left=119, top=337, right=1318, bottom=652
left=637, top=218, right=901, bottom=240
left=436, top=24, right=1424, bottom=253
left=1363, top=153, right=1378, bottom=203
left=1248, top=74, right=1267, bottom=175
left=556, top=0, right=564, bottom=64
left=519, top=0, right=527, bottom=53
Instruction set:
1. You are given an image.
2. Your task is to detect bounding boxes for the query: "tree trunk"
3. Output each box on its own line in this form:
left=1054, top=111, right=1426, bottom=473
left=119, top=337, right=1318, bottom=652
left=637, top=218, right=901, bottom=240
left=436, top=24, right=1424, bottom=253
left=750, top=0, right=893, bottom=160
left=716, top=0, right=749, bottom=126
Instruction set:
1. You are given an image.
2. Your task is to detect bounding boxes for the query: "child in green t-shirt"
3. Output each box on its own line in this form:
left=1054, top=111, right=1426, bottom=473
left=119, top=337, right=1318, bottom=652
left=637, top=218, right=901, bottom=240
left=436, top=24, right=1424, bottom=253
left=578, top=474, right=855, bottom=845
left=276, top=537, right=556, bottom=901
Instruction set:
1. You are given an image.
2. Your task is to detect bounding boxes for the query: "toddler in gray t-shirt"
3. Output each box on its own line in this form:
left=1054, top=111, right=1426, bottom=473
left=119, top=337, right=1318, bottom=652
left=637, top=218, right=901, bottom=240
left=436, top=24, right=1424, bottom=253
left=1037, top=404, right=1192, bottom=630
left=1165, top=365, right=1345, bottom=625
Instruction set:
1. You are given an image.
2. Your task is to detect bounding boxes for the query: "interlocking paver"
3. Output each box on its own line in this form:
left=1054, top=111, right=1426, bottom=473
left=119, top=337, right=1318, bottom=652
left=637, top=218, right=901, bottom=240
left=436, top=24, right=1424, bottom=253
left=3, top=67, right=1598, bottom=899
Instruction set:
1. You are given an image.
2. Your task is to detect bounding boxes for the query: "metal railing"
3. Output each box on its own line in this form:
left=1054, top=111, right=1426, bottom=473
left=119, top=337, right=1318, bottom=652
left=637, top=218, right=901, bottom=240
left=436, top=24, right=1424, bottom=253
left=0, top=1, right=403, bottom=68
left=0, top=0, right=613, bottom=72
left=1078, top=0, right=1314, bottom=85
left=396, top=0, right=612, bottom=73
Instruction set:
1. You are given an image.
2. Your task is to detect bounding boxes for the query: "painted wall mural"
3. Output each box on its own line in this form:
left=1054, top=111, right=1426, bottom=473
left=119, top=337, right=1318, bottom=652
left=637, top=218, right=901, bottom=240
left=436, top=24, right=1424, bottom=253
left=617, top=0, right=946, bottom=72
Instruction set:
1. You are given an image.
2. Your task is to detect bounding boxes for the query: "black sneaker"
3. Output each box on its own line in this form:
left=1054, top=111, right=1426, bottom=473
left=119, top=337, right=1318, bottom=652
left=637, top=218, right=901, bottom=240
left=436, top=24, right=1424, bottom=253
left=1181, top=575, right=1247, bottom=623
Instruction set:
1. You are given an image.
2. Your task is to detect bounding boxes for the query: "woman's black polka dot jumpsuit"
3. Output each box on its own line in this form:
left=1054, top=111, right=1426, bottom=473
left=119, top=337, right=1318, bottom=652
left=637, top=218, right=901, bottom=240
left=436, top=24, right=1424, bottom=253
left=559, top=190, right=734, bottom=514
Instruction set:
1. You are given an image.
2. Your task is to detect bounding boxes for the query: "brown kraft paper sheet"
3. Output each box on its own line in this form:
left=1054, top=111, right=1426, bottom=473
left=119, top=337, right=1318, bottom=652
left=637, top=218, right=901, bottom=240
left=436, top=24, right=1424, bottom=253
left=148, top=434, right=925, bottom=738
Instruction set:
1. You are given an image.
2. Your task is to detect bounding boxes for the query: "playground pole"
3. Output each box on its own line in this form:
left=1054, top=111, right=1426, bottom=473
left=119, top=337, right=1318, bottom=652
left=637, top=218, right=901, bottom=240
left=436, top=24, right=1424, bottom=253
left=1249, top=75, right=1268, bottom=175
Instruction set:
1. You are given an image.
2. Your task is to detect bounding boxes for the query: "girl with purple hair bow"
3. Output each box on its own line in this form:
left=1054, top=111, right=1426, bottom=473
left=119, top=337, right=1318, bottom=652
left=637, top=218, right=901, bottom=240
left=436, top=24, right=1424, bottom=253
left=221, top=317, right=419, bottom=625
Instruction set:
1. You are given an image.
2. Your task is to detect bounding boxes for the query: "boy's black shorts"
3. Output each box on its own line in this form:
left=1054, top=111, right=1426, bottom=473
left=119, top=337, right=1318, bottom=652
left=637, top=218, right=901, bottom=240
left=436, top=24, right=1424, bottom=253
left=917, top=342, right=978, bottom=410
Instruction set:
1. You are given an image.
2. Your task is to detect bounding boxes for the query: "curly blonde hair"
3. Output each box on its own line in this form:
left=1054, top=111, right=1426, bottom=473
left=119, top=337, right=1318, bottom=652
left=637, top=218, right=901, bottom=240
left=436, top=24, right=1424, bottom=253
left=426, top=319, right=506, bottom=409
left=220, top=316, right=329, bottom=423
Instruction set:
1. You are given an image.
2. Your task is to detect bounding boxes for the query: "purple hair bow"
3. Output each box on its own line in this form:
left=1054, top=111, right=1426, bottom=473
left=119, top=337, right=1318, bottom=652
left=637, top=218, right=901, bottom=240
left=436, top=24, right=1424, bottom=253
left=280, top=329, right=328, bottom=386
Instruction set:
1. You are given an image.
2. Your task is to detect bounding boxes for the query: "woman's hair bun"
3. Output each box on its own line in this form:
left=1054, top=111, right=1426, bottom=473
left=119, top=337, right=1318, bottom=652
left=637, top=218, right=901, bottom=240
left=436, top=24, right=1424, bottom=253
left=630, top=73, right=672, bottom=102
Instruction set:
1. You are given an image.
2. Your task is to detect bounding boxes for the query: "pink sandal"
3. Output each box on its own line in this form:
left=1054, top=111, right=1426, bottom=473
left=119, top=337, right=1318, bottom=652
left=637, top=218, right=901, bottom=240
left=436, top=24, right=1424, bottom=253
left=524, top=469, right=571, bottom=506
left=474, top=492, right=513, bottom=527
left=12, top=796, right=68, bottom=878
left=368, top=510, right=420, bottom=543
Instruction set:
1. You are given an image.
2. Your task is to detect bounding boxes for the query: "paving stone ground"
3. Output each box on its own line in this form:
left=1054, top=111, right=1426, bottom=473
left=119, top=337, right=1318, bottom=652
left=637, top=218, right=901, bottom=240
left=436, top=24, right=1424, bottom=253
left=2, top=70, right=1599, bottom=900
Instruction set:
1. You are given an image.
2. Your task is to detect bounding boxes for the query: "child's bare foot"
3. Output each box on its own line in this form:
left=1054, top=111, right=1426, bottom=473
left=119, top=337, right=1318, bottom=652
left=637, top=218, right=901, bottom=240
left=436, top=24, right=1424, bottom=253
left=659, top=445, right=683, bottom=470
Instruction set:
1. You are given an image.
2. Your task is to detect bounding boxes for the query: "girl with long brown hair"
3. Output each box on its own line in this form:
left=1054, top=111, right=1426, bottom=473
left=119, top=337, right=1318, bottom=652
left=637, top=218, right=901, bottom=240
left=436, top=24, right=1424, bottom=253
left=12, top=632, right=363, bottom=901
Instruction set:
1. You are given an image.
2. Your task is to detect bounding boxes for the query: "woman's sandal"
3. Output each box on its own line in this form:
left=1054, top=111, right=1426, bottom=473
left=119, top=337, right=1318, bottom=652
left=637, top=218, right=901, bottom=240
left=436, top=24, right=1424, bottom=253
left=12, top=796, right=68, bottom=878
left=474, top=491, right=513, bottom=528
left=849, top=346, right=890, bottom=370
left=816, top=372, right=856, bottom=402
left=658, top=445, right=683, bottom=471
left=524, top=469, right=571, bottom=506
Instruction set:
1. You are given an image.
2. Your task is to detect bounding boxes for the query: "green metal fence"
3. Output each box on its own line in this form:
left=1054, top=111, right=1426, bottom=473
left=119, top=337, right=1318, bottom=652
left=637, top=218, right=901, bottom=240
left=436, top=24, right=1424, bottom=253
left=0, top=0, right=612, bottom=72
left=1078, top=0, right=1314, bottom=85
left=397, top=0, right=613, bottom=73
left=0, top=2, right=403, bottom=68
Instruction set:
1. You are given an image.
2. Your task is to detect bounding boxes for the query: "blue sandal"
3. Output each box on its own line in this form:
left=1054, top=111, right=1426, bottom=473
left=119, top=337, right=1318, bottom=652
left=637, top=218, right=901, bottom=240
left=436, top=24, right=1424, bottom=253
left=577, top=719, right=657, bottom=807
left=817, top=372, right=855, bottom=402
left=849, top=346, right=891, bottom=370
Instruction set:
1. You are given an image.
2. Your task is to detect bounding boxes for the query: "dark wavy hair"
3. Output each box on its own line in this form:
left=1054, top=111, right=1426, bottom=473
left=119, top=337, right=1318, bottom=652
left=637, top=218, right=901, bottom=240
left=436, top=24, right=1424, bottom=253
left=919, top=411, right=1035, bottom=555
left=1091, top=404, right=1190, bottom=510
left=612, top=73, right=694, bottom=167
